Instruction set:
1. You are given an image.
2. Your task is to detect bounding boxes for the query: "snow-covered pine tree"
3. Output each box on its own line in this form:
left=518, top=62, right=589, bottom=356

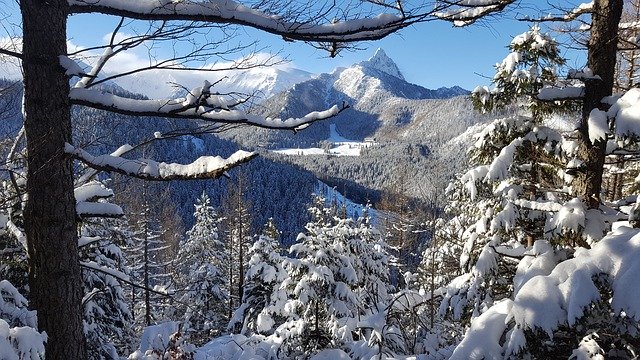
left=228, top=229, right=287, bottom=336
left=0, top=279, right=46, bottom=359
left=271, top=198, right=395, bottom=358
left=175, top=192, right=228, bottom=345
left=470, top=25, right=577, bottom=120
left=273, top=198, right=356, bottom=356
left=78, top=215, right=135, bottom=359
left=440, top=19, right=640, bottom=358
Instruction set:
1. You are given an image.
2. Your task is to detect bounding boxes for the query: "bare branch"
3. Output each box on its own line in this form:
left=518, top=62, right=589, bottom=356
left=0, top=47, right=21, bottom=59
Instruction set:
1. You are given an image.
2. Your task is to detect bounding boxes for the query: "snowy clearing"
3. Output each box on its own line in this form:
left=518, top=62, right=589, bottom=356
left=271, top=123, right=375, bottom=157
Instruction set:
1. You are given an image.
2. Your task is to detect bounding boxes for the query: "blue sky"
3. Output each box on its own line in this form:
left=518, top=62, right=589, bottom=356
left=4, top=2, right=587, bottom=91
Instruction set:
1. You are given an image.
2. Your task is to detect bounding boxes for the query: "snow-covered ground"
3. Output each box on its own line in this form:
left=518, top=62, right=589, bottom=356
left=271, top=123, right=375, bottom=157
left=315, top=181, right=378, bottom=222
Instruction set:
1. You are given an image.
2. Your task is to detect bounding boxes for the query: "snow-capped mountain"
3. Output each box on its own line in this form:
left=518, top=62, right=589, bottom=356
left=110, top=64, right=314, bottom=100
left=222, top=48, right=474, bottom=150
left=360, top=48, right=405, bottom=80
left=214, top=49, right=495, bottom=203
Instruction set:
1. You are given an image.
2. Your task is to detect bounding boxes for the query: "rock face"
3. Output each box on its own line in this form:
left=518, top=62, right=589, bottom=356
left=361, top=48, right=405, bottom=80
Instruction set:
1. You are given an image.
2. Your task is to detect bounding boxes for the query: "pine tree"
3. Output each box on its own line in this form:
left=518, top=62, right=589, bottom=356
left=272, top=198, right=394, bottom=357
left=176, top=192, right=228, bottom=345
left=229, top=230, right=287, bottom=335
left=127, top=201, right=174, bottom=330
left=78, top=216, right=134, bottom=359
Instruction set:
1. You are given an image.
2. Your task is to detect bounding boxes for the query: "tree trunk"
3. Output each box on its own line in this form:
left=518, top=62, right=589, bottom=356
left=576, top=0, right=623, bottom=209
left=20, top=0, right=87, bottom=358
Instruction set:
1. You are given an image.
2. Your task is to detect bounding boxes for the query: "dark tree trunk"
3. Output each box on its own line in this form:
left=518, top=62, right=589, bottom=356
left=20, top=0, right=87, bottom=358
left=577, top=0, right=623, bottom=209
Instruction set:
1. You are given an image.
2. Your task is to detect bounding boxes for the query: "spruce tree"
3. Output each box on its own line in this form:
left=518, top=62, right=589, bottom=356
left=176, top=192, right=228, bottom=345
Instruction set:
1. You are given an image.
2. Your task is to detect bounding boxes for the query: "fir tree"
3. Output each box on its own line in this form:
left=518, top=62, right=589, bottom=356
left=229, top=231, right=287, bottom=335
left=176, top=192, right=228, bottom=345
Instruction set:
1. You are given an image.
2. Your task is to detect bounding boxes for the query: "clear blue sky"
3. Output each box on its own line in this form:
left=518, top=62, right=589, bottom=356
left=5, top=2, right=587, bottom=90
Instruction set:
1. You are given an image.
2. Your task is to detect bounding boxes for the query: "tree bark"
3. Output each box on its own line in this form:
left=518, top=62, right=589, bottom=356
left=576, top=0, right=623, bottom=209
left=20, top=0, right=87, bottom=358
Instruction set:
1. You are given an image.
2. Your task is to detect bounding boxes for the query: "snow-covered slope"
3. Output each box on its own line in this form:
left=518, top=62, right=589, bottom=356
left=221, top=48, right=474, bottom=151
left=111, top=65, right=314, bottom=100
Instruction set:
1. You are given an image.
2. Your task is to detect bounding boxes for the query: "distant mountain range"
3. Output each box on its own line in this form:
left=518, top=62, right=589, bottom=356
left=212, top=49, right=494, bottom=203
left=110, top=62, right=314, bottom=100
left=220, top=48, right=474, bottom=150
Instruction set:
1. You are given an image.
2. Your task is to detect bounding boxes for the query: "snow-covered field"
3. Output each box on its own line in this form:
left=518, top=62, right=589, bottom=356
left=271, top=124, right=374, bottom=157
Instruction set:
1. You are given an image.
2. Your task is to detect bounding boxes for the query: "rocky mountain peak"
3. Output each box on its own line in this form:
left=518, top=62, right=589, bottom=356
left=360, top=48, right=404, bottom=80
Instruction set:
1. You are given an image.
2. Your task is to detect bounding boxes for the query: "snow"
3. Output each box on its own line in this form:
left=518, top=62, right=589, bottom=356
left=0, top=281, right=46, bottom=360
left=547, top=198, right=585, bottom=236
left=0, top=321, right=47, bottom=360
left=70, top=87, right=346, bottom=129
left=449, top=299, right=513, bottom=360
left=608, top=87, right=640, bottom=138
left=81, top=261, right=130, bottom=282
left=587, top=108, right=609, bottom=143
left=74, top=181, right=114, bottom=202
left=486, top=138, right=523, bottom=181
left=111, top=56, right=313, bottom=100
left=59, top=55, right=85, bottom=77
left=66, top=143, right=256, bottom=180
left=460, top=165, right=489, bottom=200
left=272, top=123, right=374, bottom=157
left=77, top=201, right=124, bottom=217
left=538, top=85, right=584, bottom=100
left=570, top=333, right=605, bottom=360
left=327, top=123, right=350, bottom=143
left=360, top=48, right=404, bottom=80
left=78, top=236, right=101, bottom=247
left=129, top=322, right=193, bottom=359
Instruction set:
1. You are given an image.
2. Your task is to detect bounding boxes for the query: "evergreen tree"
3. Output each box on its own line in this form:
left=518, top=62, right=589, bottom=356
left=78, top=216, right=135, bottom=359
left=176, top=192, right=228, bottom=345
left=273, top=198, right=393, bottom=357
left=229, top=231, right=287, bottom=335
left=127, top=201, right=174, bottom=330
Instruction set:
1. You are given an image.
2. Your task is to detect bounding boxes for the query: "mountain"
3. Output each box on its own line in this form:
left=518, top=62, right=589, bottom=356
left=222, top=48, right=475, bottom=149
left=360, top=48, right=405, bottom=80
left=216, top=49, right=493, bottom=202
left=109, top=65, right=314, bottom=100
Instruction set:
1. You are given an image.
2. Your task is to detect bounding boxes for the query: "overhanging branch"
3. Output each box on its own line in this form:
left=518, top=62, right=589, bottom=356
left=68, top=0, right=409, bottom=43
left=69, top=86, right=350, bottom=130
left=65, top=143, right=258, bottom=181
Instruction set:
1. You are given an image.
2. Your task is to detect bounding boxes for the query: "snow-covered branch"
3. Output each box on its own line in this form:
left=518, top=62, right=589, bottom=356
left=537, top=85, right=585, bottom=101
left=65, top=143, right=257, bottom=181
left=435, top=0, right=516, bottom=26
left=69, top=84, right=349, bottom=129
left=76, top=201, right=124, bottom=219
left=68, top=0, right=408, bottom=42
left=518, top=1, right=593, bottom=23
